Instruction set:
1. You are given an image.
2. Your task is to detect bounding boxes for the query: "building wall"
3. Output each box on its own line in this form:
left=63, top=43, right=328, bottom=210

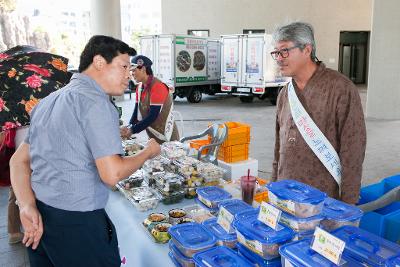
left=161, top=0, right=372, bottom=70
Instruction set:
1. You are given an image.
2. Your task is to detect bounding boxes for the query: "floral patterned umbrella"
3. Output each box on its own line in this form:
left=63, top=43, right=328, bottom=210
left=0, top=46, right=70, bottom=131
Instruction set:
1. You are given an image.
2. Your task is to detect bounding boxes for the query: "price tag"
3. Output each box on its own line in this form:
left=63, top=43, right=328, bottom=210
left=311, top=227, right=345, bottom=265
left=258, top=201, right=282, bottom=230
left=217, top=206, right=235, bottom=233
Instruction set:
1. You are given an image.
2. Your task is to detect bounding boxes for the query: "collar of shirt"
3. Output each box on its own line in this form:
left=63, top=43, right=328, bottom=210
left=70, top=73, right=109, bottom=99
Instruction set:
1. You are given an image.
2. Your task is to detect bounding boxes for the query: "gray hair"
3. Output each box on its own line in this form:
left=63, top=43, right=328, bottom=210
left=272, top=22, right=317, bottom=61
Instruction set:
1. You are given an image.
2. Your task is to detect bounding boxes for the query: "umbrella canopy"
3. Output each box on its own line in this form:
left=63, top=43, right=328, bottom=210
left=0, top=46, right=70, bottom=131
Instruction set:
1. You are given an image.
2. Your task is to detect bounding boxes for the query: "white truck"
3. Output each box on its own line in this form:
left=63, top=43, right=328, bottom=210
left=140, top=34, right=221, bottom=103
left=220, top=34, right=290, bottom=104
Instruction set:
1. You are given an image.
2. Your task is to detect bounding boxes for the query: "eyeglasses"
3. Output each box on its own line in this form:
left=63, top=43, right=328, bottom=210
left=270, top=45, right=301, bottom=60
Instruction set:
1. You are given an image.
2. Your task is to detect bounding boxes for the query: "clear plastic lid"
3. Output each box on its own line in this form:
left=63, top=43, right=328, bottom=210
left=332, top=226, right=400, bottom=266
left=202, top=218, right=237, bottom=242
left=233, top=209, right=294, bottom=245
left=236, top=243, right=282, bottom=267
left=322, top=197, right=363, bottom=222
left=266, top=180, right=327, bottom=204
left=280, top=210, right=324, bottom=222
left=196, top=186, right=232, bottom=202
left=168, top=222, right=217, bottom=250
left=193, top=246, right=255, bottom=267
left=218, top=199, right=253, bottom=216
left=279, top=238, right=365, bottom=267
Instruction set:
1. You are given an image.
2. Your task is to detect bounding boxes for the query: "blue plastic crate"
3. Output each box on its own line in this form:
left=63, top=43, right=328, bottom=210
left=358, top=174, right=400, bottom=205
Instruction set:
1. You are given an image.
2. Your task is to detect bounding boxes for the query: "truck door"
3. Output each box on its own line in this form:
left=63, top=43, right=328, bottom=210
left=207, top=40, right=220, bottom=82
left=221, top=36, right=241, bottom=86
left=158, top=35, right=174, bottom=88
left=140, top=36, right=156, bottom=73
left=244, top=35, right=264, bottom=86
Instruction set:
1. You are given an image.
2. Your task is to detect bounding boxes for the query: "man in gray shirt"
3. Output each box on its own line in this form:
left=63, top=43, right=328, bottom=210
left=10, top=35, right=160, bottom=267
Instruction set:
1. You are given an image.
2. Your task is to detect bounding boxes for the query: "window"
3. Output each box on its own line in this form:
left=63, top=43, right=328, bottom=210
left=243, top=29, right=265, bottom=34
left=187, top=30, right=210, bottom=37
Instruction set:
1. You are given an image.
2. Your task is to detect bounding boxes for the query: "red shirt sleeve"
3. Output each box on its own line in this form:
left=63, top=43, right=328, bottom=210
left=150, top=82, right=169, bottom=105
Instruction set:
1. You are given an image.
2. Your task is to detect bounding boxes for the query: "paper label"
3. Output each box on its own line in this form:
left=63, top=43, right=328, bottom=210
left=311, top=227, right=345, bottom=265
left=217, top=206, right=235, bottom=233
left=268, top=192, right=296, bottom=215
left=236, top=231, right=263, bottom=256
left=197, top=194, right=213, bottom=208
left=258, top=201, right=282, bottom=230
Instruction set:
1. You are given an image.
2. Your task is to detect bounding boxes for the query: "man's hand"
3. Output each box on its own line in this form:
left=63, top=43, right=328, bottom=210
left=120, top=126, right=132, bottom=139
left=19, top=204, right=43, bottom=250
left=146, top=138, right=161, bottom=159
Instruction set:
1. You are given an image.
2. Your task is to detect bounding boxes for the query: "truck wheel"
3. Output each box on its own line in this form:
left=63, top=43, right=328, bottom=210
left=187, top=88, right=202, bottom=103
left=239, top=96, right=254, bottom=103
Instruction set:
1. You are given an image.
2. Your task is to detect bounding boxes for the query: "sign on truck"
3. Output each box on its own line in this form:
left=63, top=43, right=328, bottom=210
left=140, top=34, right=221, bottom=103
left=220, top=34, right=290, bottom=104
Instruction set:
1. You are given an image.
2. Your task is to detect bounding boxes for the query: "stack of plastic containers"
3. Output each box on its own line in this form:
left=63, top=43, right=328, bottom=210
left=196, top=186, right=232, bottom=215
left=192, top=246, right=255, bottom=267
left=237, top=243, right=282, bottom=267
left=331, top=225, right=400, bottom=267
left=202, top=199, right=253, bottom=249
left=233, top=209, right=294, bottom=263
left=320, top=197, right=363, bottom=231
left=168, top=222, right=217, bottom=267
left=266, top=180, right=327, bottom=241
left=279, top=238, right=365, bottom=267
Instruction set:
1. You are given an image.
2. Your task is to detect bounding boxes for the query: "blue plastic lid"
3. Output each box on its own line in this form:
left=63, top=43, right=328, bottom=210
left=203, top=218, right=237, bottom=242
left=168, top=222, right=217, bottom=250
left=281, top=209, right=324, bottom=222
left=331, top=226, right=400, bottom=267
left=279, top=238, right=365, bottom=267
left=233, top=209, right=294, bottom=245
left=218, top=199, right=253, bottom=216
left=168, top=240, right=194, bottom=264
left=266, top=180, right=327, bottom=204
left=237, top=243, right=282, bottom=267
left=322, top=197, right=363, bottom=222
left=387, top=253, right=400, bottom=266
left=196, top=186, right=232, bottom=202
left=168, top=251, right=183, bottom=267
left=193, top=246, right=255, bottom=267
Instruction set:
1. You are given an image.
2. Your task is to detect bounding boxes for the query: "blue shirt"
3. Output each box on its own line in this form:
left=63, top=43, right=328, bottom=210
left=25, top=73, right=123, bottom=211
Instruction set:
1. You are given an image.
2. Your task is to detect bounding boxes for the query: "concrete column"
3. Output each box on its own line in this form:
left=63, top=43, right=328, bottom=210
left=90, top=0, right=122, bottom=39
left=366, top=0, right=400, bottom=119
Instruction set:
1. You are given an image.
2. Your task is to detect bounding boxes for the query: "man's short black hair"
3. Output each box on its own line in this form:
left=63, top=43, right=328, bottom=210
left=78, top=35, right=137, bottom=72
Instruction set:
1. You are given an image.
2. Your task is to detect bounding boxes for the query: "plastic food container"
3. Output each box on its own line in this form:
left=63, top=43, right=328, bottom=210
left=266, top=180, right=327, bottom=218
left=233, top=209, right=294, bottom=260
left=169, top=209, right=187, bottom=225
left=279, top=210, right=324, bottom=232
left=154, top=172, right=183, bottom=193
left=168, top=222, right=217, bottom=258
left=161, top=141, right=188, bottom=159
left=279, top=238, right=365, bottom=267
left=169, top=251, right=183, bottom=267
left=320, top=197, right=363, bottom=231
left=197, top=162, right=225, bottom=183
left=291, top=230, right=314, bottom=241
left=119, top=169, right=145, bottom=189
left=192, top=246, right=255, bottom=267
left=116, top=185, right=159, bottom=211
left=195, top=198, right=219, bottom=216
left=237, top=243, right=282, bottom=267
left=150, top=223, right=172, bottom=243
left=202, top=218, right=237, bottom=249
left=218, top=199, right=253, bottom=233
left=184, top=204, right=214, bottom=223
left=160, top=190, right=185, bottom=205
left=196, top=186, right=232, bottom=209
left=387, top=253, right=400, bottom=267
left=169, top=240, right=195, bottom=267
left=331, top=225, right=400, bottom=267
left=143, top=213, right=168, bottom=229
left=122, top=140, right=144, bottom=156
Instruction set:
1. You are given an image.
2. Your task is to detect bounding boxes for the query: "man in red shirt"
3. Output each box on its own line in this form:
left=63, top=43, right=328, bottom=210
left=120, top=55, right=179, bottom=143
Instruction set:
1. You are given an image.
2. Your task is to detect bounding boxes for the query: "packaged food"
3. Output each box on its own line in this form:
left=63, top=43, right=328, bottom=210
left=150, top=223, right=172, bottom=243
left=196, top=186, right=232, bottom=209
left=233, top=209, right=294, bottom=260
left=118, top=170, right=145, bottom=189
left=168, top=252, right=184, bottom=267
left=237, top=243, right=282, bottom=267
left=197, top=162, right=225, bottom=183
left=193, top=246, right=255, bottom=267
left=331, top=225, right=400, bottom=267
left=143, top=156, right=173, bottom=174
left=184, top=186, right=198, bottom=199
left=266, top=180, right=327, bottom=218
left=122, top=140, right=144, bottom=156
left=115, top=185, right=159, bottom=211
left=168, top=240, right=195, bottom=267
left=169, top=209, right=187, bottom=225
left=160, top=190, right=185, bottom=205
left=155, top=172, right=183, bottom=193
left=143, top=213, right=168, bottom=229
left=161, top=141, right=188, bottom=159
left=195, top=197, right=219, bottom=216
left=184, top=204, right=215, bottom=223
left=177, top=218, right=195, bottom=225
left=168, top=222, right=217, bottom=258
left=279, top=238, right=365, bottom=267
left=202, top=218, right=237, bottom=249
left=279, top=210, right=324, bottom=232
left=217, top=199, right=253, bottom=233
left=320, top=197, right=363, bottom=231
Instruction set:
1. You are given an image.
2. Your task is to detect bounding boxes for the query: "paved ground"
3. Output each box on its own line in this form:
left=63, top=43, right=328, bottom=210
left=1, top=85, right=399, bottom=266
